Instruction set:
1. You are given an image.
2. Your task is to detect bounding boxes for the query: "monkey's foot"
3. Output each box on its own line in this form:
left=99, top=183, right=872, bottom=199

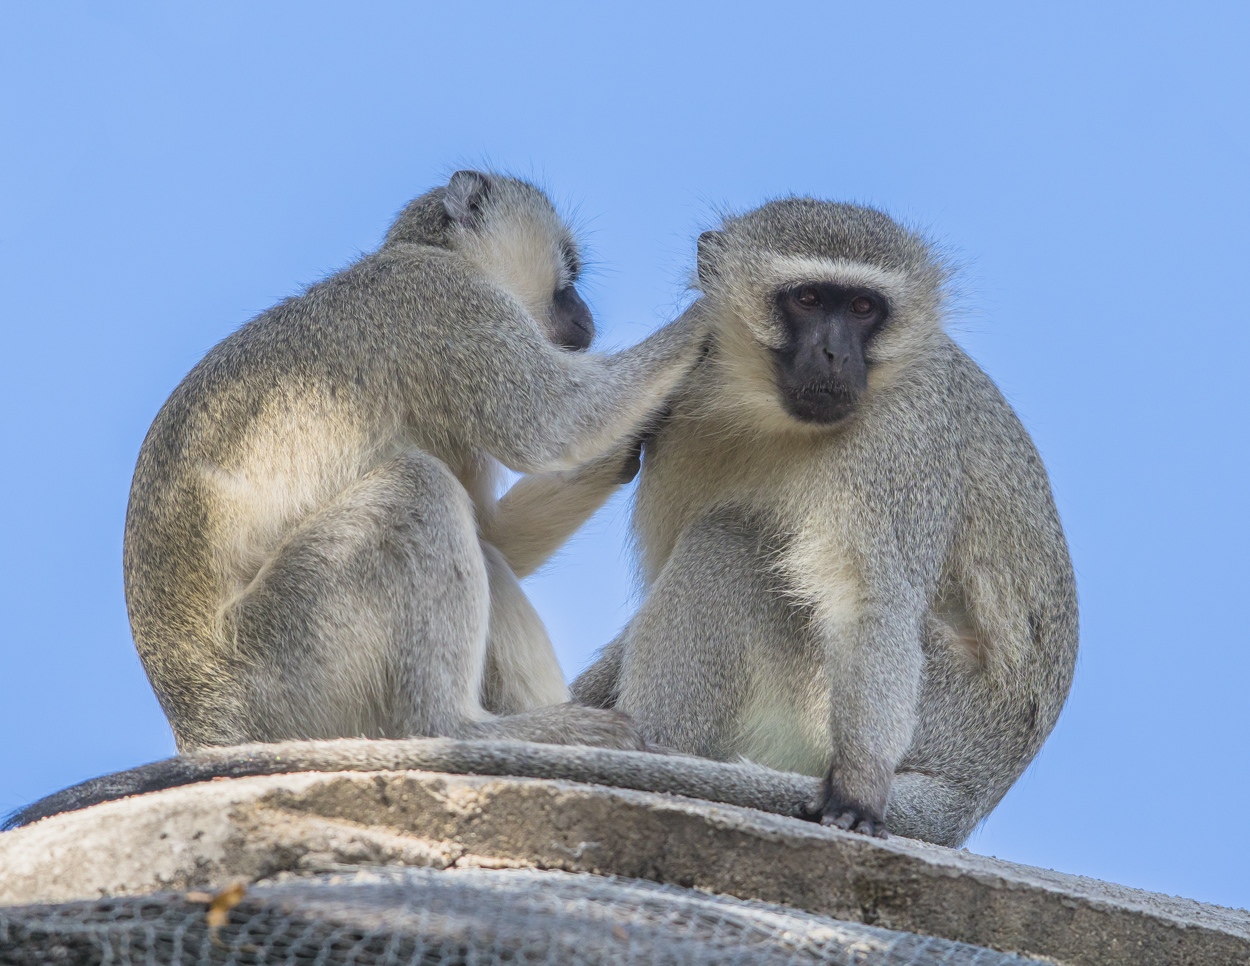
left=464, top=703, right=658, bottom=753
left=802, top=793, right=888, bottom=837
left=551, top=705, right=655, bottom=752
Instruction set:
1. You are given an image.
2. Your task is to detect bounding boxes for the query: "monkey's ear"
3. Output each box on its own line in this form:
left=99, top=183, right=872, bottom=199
left=696, top=230, right=728, bottom=287
left=445, top=170, right=491, bottom=227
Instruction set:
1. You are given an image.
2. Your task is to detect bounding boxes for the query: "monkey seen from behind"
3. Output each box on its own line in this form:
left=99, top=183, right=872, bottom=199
left=124, top=171, right=706, bottom=754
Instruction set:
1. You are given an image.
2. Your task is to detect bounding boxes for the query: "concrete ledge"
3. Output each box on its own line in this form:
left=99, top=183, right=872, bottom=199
left=1, top=771, right=1246, bottom=966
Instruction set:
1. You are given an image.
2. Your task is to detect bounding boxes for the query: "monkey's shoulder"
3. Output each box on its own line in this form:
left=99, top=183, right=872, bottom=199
left=358, top=244, right=527, bottom=322
left=873, top=338, right=1046, bottom=468
left=929, top=341, right=1055, bottom=492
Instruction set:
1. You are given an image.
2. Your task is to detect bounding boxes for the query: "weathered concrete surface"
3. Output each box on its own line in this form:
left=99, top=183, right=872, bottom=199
left=0, top=771, right=1246, bottom=966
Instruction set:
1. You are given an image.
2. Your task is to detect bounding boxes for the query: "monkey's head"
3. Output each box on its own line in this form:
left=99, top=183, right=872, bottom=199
left=385, top=170, right=594, bottom=351
left=694, top=199, right=950, bottom=433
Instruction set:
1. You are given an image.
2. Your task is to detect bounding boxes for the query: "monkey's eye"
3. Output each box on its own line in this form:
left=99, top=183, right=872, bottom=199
left=794, top=287, right=821, bottom=308
left=849, top=296, right=876, bottom=317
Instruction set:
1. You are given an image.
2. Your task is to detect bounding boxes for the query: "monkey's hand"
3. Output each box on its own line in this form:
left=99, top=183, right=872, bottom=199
left=805, top=773, right=889, bottom=838
left=615, top=404, right=673, bottom=484
left=615, top=437, right=644, bottom=485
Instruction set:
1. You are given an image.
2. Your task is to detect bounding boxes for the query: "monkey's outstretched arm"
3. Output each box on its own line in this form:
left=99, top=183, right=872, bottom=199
left=463, top=301, right=706, bottom=475
left=2, top=737, right=819, bottom=831
left=480, top=442, right=640, bottom=578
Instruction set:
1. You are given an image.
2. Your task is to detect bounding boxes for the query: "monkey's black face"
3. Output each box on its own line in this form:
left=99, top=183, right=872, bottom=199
left=771, top=283, right=886, bottom=425
left=549, top=285, right=595, bottom=351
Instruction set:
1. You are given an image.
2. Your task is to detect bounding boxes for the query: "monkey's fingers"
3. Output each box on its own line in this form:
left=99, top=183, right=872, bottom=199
left=804, top=783, right=890, bottom=837
left=615, top=445, right=643, bottom=485
left=615, top=404, right=673, bottom=484
left=820, top=807, right=888, bottom=838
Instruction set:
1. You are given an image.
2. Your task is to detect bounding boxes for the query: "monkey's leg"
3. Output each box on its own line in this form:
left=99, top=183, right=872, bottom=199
left=229, top=451, right=642, bottom=749
left=228, top=449, right=497, bottom=742
left=479, top=540, right=569, bottom=715
left=227, top=452, right=644, bottom=749
left=884, top=771, right=983, bottom=847
left=570, top=636, right=625, bottom=709
left=458, top=544, right=647, bottom=750
left=881, top=614, right=1049, bottom=847
left=612, top=512, right=802, bottom=761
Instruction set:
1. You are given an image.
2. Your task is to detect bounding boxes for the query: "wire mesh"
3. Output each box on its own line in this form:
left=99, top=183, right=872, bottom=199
left=0, top=866, right=1044, bottom=966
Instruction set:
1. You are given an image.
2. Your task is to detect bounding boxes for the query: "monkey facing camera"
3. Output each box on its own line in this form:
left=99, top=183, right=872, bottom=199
left=123, top=170, right=707, bottom=753
left=574, top=199, right=1078, bottom=846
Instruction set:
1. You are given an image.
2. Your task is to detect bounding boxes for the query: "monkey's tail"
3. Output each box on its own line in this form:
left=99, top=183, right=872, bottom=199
left=3, top=737, right=821, bottom=831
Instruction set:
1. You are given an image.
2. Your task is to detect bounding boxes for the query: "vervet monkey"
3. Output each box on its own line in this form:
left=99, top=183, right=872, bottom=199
left=573, top=199, right=1079, bottom=847
left=124, top=170, right=704, bottom=753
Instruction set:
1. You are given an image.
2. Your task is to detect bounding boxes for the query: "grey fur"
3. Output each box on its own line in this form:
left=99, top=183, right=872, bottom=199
left=2, top=737, right=818, bottom=830
left=573, top=198, right=1079, bottom=847
left=125, top=171, right=703, bottom=753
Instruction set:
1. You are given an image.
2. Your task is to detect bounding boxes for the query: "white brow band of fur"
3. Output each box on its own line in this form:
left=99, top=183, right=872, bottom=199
left=706, top=254, right=919, bottom=345
left=756, top=255, right=914, bottom=299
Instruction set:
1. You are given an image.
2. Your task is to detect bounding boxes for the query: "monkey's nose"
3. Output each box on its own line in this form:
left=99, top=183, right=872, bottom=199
left=822, top=347, right=849, bottom=371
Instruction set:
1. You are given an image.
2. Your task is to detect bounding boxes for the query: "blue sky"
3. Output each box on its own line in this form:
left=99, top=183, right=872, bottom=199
left=1, top=2, right=1247, bottom=909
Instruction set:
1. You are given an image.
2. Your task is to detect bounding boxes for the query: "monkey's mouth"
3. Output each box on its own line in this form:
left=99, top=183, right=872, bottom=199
left=792, top=382, right=845, bottom=398
left=556, top=319, right=594, bottom=352
left=782, top=384, right=858, bottom=424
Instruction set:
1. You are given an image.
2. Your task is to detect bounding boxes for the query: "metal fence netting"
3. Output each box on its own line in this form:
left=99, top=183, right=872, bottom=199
left=0, top=866, right=1042, bottom=966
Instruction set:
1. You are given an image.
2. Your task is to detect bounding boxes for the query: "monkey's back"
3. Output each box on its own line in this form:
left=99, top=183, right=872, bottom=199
left=906, top=338, right=1078, bottom=824
left=122, top=246, right=509, bottom=746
